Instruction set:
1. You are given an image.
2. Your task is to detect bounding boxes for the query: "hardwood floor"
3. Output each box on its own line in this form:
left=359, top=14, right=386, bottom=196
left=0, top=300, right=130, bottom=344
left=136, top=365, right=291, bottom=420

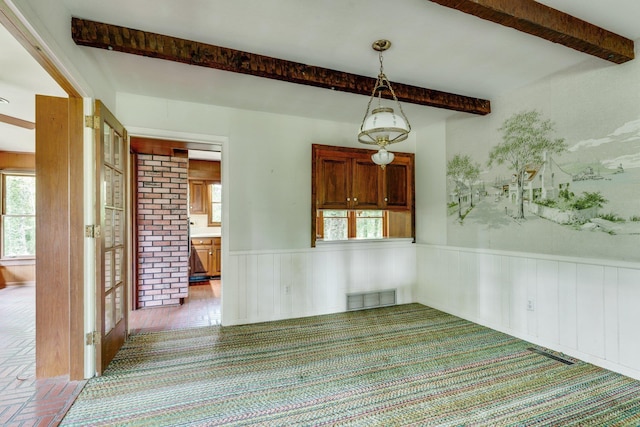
left=0, top=280, right=221, bottom=426
left=129, top=281, right=221, bottom=333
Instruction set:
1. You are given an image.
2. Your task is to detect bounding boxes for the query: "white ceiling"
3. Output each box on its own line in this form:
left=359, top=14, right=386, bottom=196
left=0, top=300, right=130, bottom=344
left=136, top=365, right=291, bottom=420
left=2, top=0, right=640, bottom=153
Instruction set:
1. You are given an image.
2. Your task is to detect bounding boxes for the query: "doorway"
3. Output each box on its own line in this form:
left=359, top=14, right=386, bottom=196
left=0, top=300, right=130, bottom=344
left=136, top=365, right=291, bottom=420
left=129, top=136, right=224, bottom=332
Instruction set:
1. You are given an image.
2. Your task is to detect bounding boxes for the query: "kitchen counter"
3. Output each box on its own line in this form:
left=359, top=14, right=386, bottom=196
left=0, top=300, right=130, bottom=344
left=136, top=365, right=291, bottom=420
left=190, top=232, right=221, bottom=238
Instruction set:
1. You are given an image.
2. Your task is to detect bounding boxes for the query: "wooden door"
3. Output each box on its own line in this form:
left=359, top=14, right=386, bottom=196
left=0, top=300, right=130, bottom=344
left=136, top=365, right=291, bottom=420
left=191, top=242, right=210, bottom=276
left=385, top=156, right=413, bottom=210
left=95, top=101, right=128, bottom=374
left=189, top=180, right=207, bottom=214
left=317, top=156, right=350, bottom=209
left=352, top=158, right=382, bottom=208
left=211, top=238, right=221, bottom=276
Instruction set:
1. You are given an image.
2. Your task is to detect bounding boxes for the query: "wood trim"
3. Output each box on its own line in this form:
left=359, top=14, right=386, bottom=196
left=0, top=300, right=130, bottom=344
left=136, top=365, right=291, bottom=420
left=428, top=0, right=634, bottom=64
left=71, top=17, right=491, bottom=115
left=188, top=159, right=220, bottom=181
left=0, top=113, right=35, bottom=130
left=131, top=153, right=139, bottom=310
left=0, top=4, right=81, bottom=97
left=0, top=151, right=35, bottom=170
left=130, top=136, right=220, bottom=156
left=68, top=96, right=84, bottom=380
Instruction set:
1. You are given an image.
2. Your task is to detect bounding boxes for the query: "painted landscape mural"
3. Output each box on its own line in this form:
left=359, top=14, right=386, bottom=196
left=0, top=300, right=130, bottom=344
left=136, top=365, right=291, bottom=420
left=446, top=109, right=640, bottom=262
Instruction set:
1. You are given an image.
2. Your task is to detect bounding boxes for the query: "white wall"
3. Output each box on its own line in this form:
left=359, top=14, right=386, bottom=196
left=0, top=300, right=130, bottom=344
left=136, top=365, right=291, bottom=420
left=415, top=122, right=447, bottom=245
left=416, top=245, right=640, bottom=380
left=116, top=93, right=418, bottom=325
left=414, top=42, right=640, bottom=381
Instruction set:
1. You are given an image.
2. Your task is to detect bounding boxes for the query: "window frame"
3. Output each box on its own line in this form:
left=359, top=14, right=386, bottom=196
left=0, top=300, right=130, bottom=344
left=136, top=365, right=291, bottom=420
left=316, top=210, right=388, bottom=241
left=207, top=181, right=222, bottom=227
left=1, top=171, right=36, bottom=260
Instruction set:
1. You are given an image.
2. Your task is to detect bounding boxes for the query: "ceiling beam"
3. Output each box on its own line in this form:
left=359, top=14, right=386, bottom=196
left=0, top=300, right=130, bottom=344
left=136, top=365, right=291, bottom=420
left=71, top=17, right=490, bottom=115
left=0, top=113, right=35, bottom=130
left=428, top=0, right=634, bottom=64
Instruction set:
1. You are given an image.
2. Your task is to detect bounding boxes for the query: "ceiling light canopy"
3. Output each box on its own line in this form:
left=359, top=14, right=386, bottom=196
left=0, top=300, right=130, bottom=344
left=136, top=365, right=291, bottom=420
left=358, top=39, right=410, bottom=169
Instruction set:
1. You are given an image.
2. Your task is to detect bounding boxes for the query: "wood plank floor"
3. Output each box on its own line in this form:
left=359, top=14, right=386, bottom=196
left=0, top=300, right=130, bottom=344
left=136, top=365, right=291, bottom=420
left=0, top=281, right=220, bottom=426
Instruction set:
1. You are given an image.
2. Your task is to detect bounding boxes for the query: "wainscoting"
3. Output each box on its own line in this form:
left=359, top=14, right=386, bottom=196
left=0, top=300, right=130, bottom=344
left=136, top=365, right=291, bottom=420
left=416, top=244, right=640, bottom=381
left=0, top=261, right=35, bottom=288
left=223, top=240, right=416, bottom=326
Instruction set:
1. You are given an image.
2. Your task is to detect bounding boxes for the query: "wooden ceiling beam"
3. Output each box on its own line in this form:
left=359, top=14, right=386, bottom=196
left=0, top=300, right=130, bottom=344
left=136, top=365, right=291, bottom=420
left=428, top=0, right=634, bottom=64
left=0, top=113, right=35, bottom=130
left=71, top=17, right=490, bottom=115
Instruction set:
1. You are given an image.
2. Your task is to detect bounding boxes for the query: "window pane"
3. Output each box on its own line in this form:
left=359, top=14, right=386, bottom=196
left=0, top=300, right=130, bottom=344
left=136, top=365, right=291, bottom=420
left=356, top=217, right=382, bottom=238
left=211, top=184, right=222, bottom=203
left=5, top=176, right=35, bottom=215
left=323, top=210, right=347, bottom=218
left=211, top=204, right=222, bottom=223
left=356, top=210, right=382, bottom=218
left=324, top=217, right=348, bottom=240
left=356, top=210, right=383, bottom=239
left=3, top=216, right=35, bottom=257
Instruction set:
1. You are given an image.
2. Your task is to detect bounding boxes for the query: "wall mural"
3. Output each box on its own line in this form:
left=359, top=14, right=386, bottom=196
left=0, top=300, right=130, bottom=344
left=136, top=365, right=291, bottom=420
left=446, top=109, right=640, bottom=262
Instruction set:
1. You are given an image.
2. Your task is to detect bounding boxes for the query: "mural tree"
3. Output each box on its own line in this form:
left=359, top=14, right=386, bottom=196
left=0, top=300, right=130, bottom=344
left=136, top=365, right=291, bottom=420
left=488, top=110, right=566, bottom=219
left=447, top=154, right=480, bottom=219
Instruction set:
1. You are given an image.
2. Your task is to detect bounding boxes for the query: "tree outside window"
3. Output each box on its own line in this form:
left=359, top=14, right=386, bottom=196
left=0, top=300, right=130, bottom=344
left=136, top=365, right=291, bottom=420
left=2, top=173, right=36, bottom=258
left=318, top=210, right=386, bottom=241
left=209, top=183, right=221, bottom=226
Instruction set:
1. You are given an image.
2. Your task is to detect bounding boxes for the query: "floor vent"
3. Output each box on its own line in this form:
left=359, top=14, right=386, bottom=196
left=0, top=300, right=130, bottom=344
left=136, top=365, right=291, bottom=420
left=527, top=347, right=575, bottom=365
left=347, top=290, right=396, bottom=311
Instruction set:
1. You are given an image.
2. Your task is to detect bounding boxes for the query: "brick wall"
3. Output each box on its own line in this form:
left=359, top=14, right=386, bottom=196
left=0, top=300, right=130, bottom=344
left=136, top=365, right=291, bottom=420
left=136, top=154, right=189, bottom=307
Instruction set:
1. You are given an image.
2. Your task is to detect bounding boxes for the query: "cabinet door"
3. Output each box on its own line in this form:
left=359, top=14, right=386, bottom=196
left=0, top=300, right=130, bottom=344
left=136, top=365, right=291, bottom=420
left=317, top=156, right=350, bottom=209
left=385, top=157, right=413, bottom=210
left=189, top=180, right=207, bottom=214
left=191, top=245, right=210, bottom=275
left=352, top=158, right=383, bottom=208
left=210, top=238, right=221, bottom=276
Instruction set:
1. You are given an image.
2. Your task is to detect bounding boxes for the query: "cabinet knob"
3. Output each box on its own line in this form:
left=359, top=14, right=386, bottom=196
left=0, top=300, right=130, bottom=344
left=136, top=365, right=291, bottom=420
left=347, top=197, right=350, bottom=201
left=384, top=197, right=388, bottom=202
left=209, top=252, right=212, bottom=255
left=354, top=198, right=357, bottom=202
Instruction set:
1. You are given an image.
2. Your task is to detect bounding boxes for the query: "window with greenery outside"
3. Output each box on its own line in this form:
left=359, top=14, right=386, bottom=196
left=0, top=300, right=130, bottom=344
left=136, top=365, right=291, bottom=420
left=3, top=174, right=35, bottom=258
left=323, top=210, right=348, bottom=240
left=355, top=210, right=383, bottom=239
left=209, top=183, right=222, bottom=225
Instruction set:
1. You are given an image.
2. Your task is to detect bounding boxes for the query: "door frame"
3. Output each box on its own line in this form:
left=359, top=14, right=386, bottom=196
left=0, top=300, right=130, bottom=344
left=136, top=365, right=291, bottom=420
left=126, top=127, right=227, bottom=322
left=1, top=3, right=87, bottom=380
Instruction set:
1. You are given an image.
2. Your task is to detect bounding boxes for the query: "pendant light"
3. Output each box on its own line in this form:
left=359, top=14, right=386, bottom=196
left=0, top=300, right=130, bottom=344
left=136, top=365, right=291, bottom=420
left=358, top=39, right=410, bottom=169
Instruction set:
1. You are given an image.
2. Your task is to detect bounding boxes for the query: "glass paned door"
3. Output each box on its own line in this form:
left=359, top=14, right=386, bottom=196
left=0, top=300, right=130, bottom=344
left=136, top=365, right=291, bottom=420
left=95, top=101, right=128, bottom=374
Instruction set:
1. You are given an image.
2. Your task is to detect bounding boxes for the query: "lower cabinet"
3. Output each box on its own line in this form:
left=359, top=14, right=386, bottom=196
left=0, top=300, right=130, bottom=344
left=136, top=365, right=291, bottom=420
left=190, top=237, right=221, bottom=278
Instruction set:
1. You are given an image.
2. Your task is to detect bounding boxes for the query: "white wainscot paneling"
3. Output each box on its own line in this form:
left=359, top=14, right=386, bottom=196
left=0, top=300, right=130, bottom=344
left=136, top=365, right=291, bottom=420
left=576, top=264, right=606, bottom=359
left=617, top=268, right=640, bottom=370
left=224, top=241, right=417, bottom=325
left=417, top=245, right=640, bottom=381
left=536, top=260, right=560, bottom=345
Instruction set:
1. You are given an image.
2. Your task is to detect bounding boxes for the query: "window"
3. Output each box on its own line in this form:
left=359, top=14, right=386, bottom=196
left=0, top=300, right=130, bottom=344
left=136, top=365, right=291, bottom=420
left=317, top=210, right=387, bottom=241
left=208, top=183, right=221, bottom=226
left=2, top=173, right=35, bottom=258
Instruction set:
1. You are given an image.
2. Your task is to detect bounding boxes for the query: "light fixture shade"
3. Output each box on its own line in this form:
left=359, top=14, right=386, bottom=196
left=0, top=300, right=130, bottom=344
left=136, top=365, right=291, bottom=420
left=358, top=107, right=410, bottom=146
left=371, top=147, right=395, bottom=168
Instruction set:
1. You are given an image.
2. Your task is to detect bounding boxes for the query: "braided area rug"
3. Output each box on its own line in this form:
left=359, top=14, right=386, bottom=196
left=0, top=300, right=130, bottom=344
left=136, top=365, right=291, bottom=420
left=61, top=304, right=640, bottom=426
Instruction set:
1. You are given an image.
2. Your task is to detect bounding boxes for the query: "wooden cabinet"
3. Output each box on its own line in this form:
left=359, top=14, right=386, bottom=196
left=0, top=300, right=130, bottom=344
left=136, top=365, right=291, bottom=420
left=383, top=154, right=413, bottom=210
left=211, top=237, right=221, bottom=276
left=189, top=180, right=208, bottom=214
left=190, top=237, right=221, bottom=278
left=315, top=148, right=384, bottom=210
left=312, top=144, right=415, bottom=247
left=314, top=144, right=412, bottom=211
